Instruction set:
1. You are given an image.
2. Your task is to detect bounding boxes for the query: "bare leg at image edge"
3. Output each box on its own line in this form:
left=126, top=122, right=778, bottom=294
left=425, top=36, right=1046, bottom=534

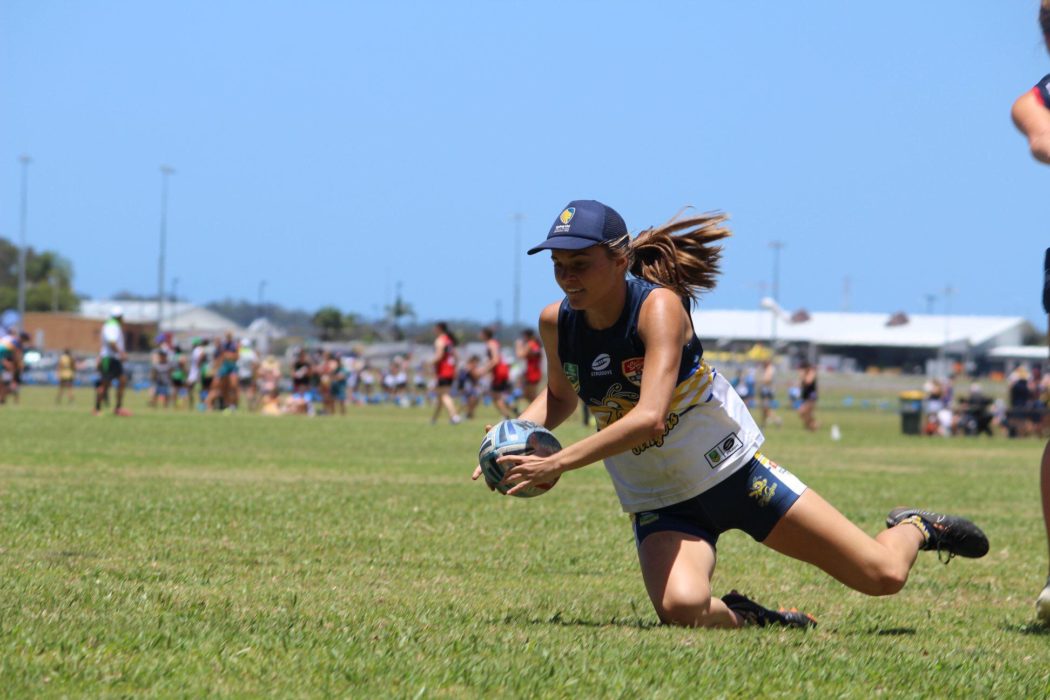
left=1040, top=440, right=1050, bottom=622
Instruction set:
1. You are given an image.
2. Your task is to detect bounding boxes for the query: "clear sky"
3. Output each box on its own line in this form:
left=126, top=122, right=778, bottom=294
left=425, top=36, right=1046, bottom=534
left=2, top=2, right=1048, bottom=328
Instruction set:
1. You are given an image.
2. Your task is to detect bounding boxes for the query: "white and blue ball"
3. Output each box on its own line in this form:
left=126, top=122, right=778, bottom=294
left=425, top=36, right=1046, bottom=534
left=478, top=419, right=562, bottom=498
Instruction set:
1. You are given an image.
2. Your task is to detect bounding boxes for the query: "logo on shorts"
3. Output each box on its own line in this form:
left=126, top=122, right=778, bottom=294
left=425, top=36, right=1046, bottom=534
left=622, top=357, right=644, bottom=385
left=591, top=353, right=612, bottom=376
left=704, top=432, right=742, bottom=468
left=749, top=475, right=778, bottom=507
left=563, top=362, right=580, bottom=393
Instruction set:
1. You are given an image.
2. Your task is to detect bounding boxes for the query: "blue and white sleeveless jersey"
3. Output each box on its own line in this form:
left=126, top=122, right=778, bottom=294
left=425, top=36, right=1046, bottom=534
left=558, top=278, right=764, bottom=512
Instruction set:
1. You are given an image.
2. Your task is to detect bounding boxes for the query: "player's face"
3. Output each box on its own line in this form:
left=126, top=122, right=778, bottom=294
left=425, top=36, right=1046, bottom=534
left=551, top=246, right=625, bottom=310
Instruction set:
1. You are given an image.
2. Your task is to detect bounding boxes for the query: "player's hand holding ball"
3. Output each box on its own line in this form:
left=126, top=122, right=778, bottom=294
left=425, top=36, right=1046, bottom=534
left=475, top=419, right=562, bottom=497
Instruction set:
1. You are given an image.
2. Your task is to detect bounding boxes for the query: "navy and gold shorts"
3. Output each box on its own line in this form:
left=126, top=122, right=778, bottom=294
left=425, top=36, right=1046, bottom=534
left=631, top=453, right=807, bottom=546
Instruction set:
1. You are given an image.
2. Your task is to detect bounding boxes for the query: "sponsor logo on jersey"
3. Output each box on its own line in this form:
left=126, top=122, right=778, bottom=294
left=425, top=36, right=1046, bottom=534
left=622, top=357, right=644, bottom=385
left=588, top=352, right=613, bottom=375
left=704, top=431, right=742, bottom=468
left=563, top=362, right=580, bottom=393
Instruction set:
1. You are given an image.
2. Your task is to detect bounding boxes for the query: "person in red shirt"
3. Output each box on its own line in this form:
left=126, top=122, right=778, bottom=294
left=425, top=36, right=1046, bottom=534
left=477, top=327, right=515, bottom=420
left=516, top=328, right=544, bottom=403
left=430, top=322, right=462, bottom=425
left=1010, top=0, right=1050, bottom=624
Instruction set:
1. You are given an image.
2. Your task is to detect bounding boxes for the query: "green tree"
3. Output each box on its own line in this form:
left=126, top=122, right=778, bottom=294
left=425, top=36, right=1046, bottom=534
left=0, top=236, right=78, bottom=312
left=312, top=306, right=344, bottom=340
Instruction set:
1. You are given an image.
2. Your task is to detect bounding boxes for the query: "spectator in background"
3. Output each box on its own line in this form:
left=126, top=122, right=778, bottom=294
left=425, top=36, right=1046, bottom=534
left=758, top=358, right=782, bottom=429
left=94, top=306, right=131, bottom=417
left=478, top=327, right=515, bottom=420
left=292, top=348, right=311, bottom=396
left=150, top=348, right=173, bottom=409
left=797, top=361, right=819, bottom=432
left=516, top=328, right=544, bottom=404
left=56, top=348, right=76, bottom=405
left=456, top=355, right=482, bottom=419
left=0, top=329, right=25, bottom=405
left=237, top=339, right=259, bottom=410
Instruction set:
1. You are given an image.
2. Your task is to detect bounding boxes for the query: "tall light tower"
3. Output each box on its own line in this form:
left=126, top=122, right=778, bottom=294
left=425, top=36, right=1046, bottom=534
left=17, top=154, right=31, bottom=330
left=769, top=241, right=785, bottom=348
left=512, top=213, right=525, bottom=328
left=157, top=165, right=175, bottom=331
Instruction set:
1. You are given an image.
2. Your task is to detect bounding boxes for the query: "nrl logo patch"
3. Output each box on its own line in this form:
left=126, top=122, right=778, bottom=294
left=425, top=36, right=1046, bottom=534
left=704, top=432, right=742, bottom=468
left=563, top=362, right=580, bottom=393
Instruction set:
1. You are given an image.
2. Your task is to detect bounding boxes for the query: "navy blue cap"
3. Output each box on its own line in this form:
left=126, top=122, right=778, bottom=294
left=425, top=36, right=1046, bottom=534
left=527, top=200, right=628, bottom=255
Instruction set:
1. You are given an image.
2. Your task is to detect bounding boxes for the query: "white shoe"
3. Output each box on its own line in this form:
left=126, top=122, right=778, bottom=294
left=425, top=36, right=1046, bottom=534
left=1037, top=577, right=1050, bottom=624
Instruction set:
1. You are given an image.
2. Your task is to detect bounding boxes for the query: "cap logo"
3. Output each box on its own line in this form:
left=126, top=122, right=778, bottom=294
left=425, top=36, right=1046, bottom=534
left=559, top=208, right=576, bottom=225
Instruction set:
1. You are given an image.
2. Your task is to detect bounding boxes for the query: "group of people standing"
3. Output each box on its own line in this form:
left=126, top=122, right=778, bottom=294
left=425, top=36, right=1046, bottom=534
left=430, top=322, right=543, bottom=425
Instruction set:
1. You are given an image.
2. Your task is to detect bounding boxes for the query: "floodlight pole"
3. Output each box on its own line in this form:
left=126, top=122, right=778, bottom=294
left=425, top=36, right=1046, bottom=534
left=157, top=165, right=174, bottom=332
left=17, top=154, right=31, bottom=330
left=171, top=277, right=179, bottom=333
left=512, top=213, right=525, bottom=329
left=769, top=241, right=784, bottom=349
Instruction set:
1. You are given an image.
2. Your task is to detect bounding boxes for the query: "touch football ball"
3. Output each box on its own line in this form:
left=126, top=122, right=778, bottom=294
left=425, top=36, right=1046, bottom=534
left=478, top=419, right=562, bottom=498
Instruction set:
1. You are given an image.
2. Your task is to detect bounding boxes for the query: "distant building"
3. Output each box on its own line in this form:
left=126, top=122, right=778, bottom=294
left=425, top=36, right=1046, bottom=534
left=690, top=309, right=1038, bottom=373
left=24, top=312, right=155, bottom=354
left=78, top=300, right=246, bottom=342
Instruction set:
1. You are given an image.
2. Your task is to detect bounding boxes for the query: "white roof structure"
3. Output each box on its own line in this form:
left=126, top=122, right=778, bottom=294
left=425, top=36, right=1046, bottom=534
left=79, top=300, right=245, bottom=336
left=691, top=309, right=1032, bottom=352
left=986, top=345, right=1049, bottom=360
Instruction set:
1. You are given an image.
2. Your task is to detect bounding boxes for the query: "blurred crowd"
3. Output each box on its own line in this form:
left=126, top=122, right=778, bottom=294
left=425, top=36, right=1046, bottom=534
left=79, top=325, right=545, bottom=419
left=920, top=365, right=1049, bottom=438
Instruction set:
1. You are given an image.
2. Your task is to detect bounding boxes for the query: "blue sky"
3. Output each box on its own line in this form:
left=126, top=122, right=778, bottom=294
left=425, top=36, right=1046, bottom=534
left=2, top=2, right=1048, bottom=327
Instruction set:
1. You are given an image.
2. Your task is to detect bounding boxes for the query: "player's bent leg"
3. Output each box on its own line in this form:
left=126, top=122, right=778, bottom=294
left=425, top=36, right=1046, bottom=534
left=637, top=531, right=738, bottom=628
left=762, top=489, right=921, bottom=596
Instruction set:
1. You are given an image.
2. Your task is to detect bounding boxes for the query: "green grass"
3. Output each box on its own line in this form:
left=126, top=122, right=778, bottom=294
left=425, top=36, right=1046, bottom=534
left=1, top=386, right=1049, bottom=698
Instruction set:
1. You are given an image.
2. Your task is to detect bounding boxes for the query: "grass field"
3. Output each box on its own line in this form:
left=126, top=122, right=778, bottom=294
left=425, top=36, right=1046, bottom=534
left=2, top=385, right=1049, bottom=698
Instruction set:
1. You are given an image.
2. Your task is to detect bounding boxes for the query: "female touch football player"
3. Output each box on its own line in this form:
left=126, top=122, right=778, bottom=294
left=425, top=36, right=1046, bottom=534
left=478, top=327, right=515, bottom=421
left=431, top=322, right=463, bottom=425
left=474, top=199, right=989, bottom=628
left=1010, top=0, right=1050, bottom=623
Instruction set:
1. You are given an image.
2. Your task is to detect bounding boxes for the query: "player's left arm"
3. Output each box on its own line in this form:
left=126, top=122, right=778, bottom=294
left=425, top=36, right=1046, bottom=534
left=1012, top=80, right=1050, bottom=164
left=499, top=289, right=685, bottom=495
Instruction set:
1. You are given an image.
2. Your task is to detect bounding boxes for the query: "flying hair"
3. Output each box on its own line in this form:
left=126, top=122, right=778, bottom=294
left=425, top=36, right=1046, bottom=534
left=612, top=207, right=731, bottom=304
left=1042, top=0, right=1050, bottom=37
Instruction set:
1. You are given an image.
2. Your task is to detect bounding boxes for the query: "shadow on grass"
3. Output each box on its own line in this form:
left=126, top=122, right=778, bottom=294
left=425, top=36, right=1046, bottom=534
left=1010, top=622, right=1050, bottom=635
left=873, top=627, right=915, bottom=636
left=499, top=611, right=659, bottom=630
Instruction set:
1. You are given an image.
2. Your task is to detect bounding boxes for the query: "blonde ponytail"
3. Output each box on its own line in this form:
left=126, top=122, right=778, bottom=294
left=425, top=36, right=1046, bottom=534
left=623, top=208, right=731, bottom=303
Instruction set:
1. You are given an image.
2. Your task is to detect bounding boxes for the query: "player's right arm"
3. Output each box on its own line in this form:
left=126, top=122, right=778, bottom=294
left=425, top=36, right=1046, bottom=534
left=1012, top=77, right=1050, bottom=164
left=516, top=302, right=577, bottom=431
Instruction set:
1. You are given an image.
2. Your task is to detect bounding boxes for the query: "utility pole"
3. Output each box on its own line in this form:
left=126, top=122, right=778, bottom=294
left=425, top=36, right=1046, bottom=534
left=17, top=154, right=31, bottom=330
left=157, top=165, right=174, bottom=332
left=512, top=213, right=525, bottom=328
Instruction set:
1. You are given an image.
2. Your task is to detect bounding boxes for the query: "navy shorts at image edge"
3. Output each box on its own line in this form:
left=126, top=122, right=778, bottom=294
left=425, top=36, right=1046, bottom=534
left=632, top=454, right=807, bottom=547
